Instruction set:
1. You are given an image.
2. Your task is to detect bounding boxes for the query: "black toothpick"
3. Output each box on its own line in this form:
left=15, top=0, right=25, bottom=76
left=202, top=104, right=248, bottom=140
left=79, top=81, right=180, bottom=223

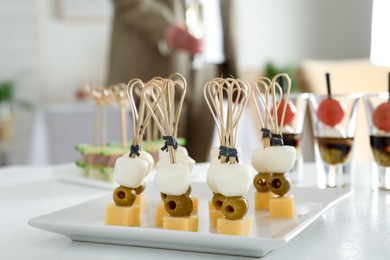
left=326, top=72, right=331, bottom=98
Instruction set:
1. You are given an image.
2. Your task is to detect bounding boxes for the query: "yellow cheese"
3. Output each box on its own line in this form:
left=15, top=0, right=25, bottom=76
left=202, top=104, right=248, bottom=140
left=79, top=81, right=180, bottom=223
left=135, top=194, right=147, bottom=213
left=155, top=202, right=169, bottom=227
left=163, top=215, right=199, bottom=232
left=269, top=195, right=295, bottom=218
left=217, top=217, right=252, bottom=236
left=155, top=198, right=198, bottom=227
left=254, top=191, right=275, bottom=210
left=191, top=197, right=199, bottom=214
left=209, top=209, right=224, bottom=227
left=208, top=200, right=223, bottom=227
left=105, top=203, right=141, bottom=226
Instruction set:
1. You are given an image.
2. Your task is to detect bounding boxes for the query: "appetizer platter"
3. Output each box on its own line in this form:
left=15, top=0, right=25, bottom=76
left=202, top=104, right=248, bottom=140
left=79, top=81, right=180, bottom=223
left=28, top=181, right=351, bottom=257
left=35, top=72, right=352, bottom=257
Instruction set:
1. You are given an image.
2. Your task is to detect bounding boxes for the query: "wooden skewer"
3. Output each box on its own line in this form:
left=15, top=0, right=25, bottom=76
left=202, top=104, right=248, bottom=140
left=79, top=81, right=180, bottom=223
left=143, top=74, right=187, bottom=164
left=126, top=78, right=158, bottom=158
left=252, top=75, right=289, bottom=148
left=110, top=83, right=128, bottom=149
left=203, top=77, right=251, bottom=164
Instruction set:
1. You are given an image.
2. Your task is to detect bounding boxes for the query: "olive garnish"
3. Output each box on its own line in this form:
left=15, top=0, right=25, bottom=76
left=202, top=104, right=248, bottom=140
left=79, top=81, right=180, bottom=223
left=212, top=193, right=226, bottom=210
left=113, top=186, right=136, bottom=206
left=253, top=172, right=270, bottom=192
left=221, top=196, right=249, bottom=220
left=268, top=174, right=291, bottom=196
left=164, top=194, right=193, bottom=217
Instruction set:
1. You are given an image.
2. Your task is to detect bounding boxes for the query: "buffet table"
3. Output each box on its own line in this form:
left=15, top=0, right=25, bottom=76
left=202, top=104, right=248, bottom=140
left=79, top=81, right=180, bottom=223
left=1, top=163, right=389, bottom=260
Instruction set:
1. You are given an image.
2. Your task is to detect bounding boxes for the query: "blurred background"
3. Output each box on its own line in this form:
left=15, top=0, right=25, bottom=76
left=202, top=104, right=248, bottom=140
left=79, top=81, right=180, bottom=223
left=0, top=0, right=376, bottom=166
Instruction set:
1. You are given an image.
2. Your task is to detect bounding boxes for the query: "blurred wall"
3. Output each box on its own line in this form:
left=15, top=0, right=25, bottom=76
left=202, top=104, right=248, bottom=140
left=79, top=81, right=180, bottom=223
left=0, top=0, right=373, bottom=164
left=236, top=0, right=372, bottom=71
left=38, top=0, right=112, bottom=103
left=0, top=0, right=40, bottom=164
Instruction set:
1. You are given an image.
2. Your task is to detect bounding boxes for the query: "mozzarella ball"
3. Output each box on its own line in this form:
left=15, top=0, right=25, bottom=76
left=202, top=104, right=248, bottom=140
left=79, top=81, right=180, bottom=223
left=251, top=147, right=268, bottom=173
left=206, top=162, right=220, bottom=193
left=139, top=150, right=154, bottom=174
left=263, top=146, right=296, bottom=173
left=213, top=163, right=252, bottom=197
left=155, top=163, right=191, bottom=196
left=158, top=151, right=194, bottom=170
left=114, top=156, right=148, bottom=188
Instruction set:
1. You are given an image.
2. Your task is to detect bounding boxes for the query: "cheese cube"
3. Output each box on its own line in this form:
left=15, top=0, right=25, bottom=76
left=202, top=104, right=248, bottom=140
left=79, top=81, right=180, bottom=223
left=217, top=217, right=252, bottom=236
left=191, top=197, right=199, bottom=214
left=155, top=202, right=169, bottom=227
left=269, top=195, right=295, bottom=218
left=254, top=191, right=275, bottom=210
left=209, top=209, right=224, bottom=227
left=105, top=203, right=141, bottom=226
left=163, top=215, right=199, bottom=232
left=135, top=194, right=147, bottom=213
left=208, top=200, right=223, bottom=227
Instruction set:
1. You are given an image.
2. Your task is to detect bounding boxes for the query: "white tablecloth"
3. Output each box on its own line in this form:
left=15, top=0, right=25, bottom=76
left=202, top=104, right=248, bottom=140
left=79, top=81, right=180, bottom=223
left=1, top=163, right=389, bottom=260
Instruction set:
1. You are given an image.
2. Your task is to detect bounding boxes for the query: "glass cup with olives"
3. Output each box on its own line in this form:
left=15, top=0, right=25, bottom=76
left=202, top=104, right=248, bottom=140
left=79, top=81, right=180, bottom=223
left=309, top=93, right=361, bottom=188
left=363, top=92, right=390, bottom=190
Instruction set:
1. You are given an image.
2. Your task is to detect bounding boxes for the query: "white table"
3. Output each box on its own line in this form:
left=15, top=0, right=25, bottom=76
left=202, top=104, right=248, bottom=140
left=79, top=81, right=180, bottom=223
left=1, top=163, right=389, bottom=260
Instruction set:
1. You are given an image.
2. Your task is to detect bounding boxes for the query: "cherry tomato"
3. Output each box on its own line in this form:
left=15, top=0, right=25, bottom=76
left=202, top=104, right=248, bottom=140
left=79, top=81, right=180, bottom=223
left=317, top=98, right=345, bottom=127
left=372, top=102, right=390, bottom=132
left=274, top=100, right=296, bottom=126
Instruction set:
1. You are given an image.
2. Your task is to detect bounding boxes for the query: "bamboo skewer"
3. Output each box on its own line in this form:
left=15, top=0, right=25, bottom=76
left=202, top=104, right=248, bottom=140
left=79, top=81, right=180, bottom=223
left=143, top=73, right=187, bottom=164
left=204, top=77, right=251, bottom=164
left=126, top=79, right=156, bottom=158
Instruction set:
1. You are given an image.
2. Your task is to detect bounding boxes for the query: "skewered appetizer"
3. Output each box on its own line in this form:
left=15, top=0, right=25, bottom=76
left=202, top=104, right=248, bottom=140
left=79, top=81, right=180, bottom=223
left=144, top=73, right=198, bottom=232
left=204, top=77, right=252, bottom=236
left=251, top=74, right=297, bottom=218
left=105, top=78, right=155, bottom=227
left=251, top=77, right=276, bottom=210
left=75, top=85, right=117, bottom=182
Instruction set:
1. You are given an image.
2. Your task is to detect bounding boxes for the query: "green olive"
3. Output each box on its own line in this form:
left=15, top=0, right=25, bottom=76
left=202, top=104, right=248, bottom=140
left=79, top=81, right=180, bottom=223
left=253, top=173, right=270, bottom=192
left=113, top=186, right=136, bottom=206
left=164, top=194, right=193, bottom=217
left=185, top=185, right=192, bottom=195
left=212, top=193, right=226, bottom=210
left=134, top=184, right=145, bottom=195
left=221, top=196, right=248, bottom=220
left=268, top=174, right=290, bottom=196
left=160, top=192, right=167, bottom=201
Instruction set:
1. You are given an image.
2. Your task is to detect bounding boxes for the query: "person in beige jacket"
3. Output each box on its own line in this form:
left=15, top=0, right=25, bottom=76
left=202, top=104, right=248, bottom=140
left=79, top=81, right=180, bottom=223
left=107, top=0, right=237, bottom=162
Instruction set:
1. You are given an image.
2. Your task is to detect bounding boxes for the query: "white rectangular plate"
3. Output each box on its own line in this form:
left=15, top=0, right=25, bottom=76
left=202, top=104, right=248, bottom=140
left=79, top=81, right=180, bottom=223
left=28, top=182, right=351, bottom=257
left=51, top=164, right=117, bottom=190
